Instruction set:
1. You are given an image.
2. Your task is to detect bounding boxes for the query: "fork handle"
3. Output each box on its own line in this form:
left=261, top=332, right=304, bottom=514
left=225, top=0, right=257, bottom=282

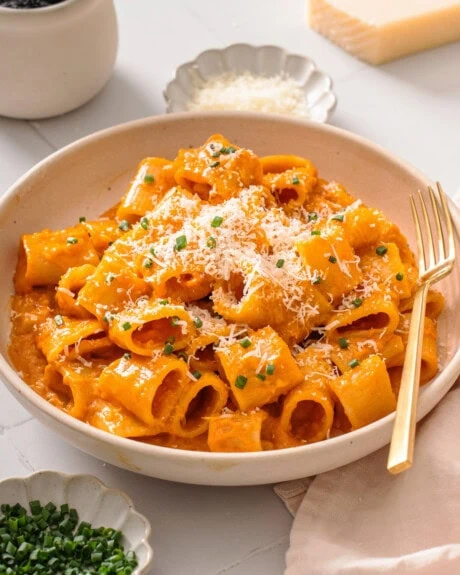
left=387, top=283, right=430, bottom=474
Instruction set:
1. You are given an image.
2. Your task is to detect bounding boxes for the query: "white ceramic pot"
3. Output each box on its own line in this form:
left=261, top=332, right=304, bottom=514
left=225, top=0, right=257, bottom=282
left=0, top=0, right=118, bottom=119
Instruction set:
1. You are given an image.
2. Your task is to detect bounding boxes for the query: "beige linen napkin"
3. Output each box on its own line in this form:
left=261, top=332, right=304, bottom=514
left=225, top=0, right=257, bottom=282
left=277, top=383, right=460, bottom=574
left=275, top=189, right=460, bottom=574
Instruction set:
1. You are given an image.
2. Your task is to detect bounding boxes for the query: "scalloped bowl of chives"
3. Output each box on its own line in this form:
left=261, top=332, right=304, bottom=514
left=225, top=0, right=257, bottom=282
left=0, top=471, right=153, bottom=574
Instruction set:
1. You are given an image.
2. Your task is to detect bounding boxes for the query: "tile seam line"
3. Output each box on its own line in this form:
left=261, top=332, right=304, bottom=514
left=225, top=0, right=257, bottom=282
left=212, top=534, right=289, bottom=574
left=1, top=417, right=34, bottom=434
left=9, top=441, right=36, bottom=473
left=27, top=121, right=59, bottom=152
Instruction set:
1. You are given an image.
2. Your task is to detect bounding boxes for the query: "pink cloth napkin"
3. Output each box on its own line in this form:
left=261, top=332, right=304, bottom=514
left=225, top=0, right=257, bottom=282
left=275, top=381, right=460, bottom=574
left=275, top=189, right=460, bottom=574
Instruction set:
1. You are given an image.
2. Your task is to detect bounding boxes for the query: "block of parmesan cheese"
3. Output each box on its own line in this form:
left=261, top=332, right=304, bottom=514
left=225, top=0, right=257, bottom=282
left=308, top=0, right=460, bottom=65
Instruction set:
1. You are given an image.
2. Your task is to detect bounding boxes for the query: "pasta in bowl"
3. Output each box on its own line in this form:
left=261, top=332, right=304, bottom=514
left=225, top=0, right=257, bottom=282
left=1, top=113, right=459, bottom=484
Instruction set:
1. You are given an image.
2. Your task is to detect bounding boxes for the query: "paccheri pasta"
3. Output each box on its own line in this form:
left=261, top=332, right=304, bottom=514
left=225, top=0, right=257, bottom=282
left=9, top=134, right=444, bottom=452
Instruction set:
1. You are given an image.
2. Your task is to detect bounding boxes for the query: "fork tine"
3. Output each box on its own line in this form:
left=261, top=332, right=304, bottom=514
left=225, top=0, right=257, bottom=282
left=428, top=185, right=445, bottom=261
left=410, top=194, right=426, bottom=273
left=436, top=182, right=456, bottom=265
left=418, top=189, right=435, bottom=270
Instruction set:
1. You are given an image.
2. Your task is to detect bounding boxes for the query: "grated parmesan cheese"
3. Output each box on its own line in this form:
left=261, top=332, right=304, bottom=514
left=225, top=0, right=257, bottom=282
left=186, top=72, right=311, bottom=118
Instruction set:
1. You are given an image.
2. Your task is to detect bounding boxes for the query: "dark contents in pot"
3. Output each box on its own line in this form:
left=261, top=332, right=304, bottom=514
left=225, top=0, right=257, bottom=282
left=0, top=0, right=65, bottom=8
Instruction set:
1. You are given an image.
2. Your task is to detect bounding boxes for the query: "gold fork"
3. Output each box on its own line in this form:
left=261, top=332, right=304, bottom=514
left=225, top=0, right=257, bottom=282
left=387, top=182, right=456, bottom=474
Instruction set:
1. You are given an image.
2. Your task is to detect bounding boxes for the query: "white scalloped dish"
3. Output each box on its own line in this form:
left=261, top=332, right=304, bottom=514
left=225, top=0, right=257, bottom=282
left=0, top=471, right=153, bottom=573
left=164, top=43, right=337, bottom=122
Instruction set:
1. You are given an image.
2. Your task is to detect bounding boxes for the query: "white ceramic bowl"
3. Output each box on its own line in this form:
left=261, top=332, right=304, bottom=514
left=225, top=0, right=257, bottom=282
left=0, top=112, right=459, bottom=486
left=0, top=0, right=118, bottom=119
left=164, top=43, right=337, bottom=122
left=0, top=471, right=153, bottom=573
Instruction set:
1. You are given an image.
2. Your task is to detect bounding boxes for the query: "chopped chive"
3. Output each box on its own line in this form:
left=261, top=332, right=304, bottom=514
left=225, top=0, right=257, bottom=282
left=29, top=500, right=41, bottom=515
left=91, top=551, right=103, bottom=562
left=53, top=314, right=64, bottom=327
left=118, top=220, right=130, bottom=232
left=331, top=213, right=344, bottom=222
left=376, top=245, right=388, bottom=256
left=256, top=373, right=266, bottom=381
left=210, top=161, right=220, bottom=168
left=219, top=146, right=236, bottom=155
left=170, top=316, right=180, bottom=327
left=396, top=272, right=404, bottom=281
left=348, top=358, right=360, bottom=369
left=140, top=216, right=149, bottom=230
left=292, top=176, right=300, bottom=185
left=276, top=258, right=285, bottom=269
left=105, top=272, right=116, bottom=285
left=143, top=174, right=155, bottom=184
left=174, top=235, right=187, bottom=251
left=149, top=246, right=156, bottom=256
left=163, top=342, right=174, bottom=355
left=194, top=317, right=203, bottom=329
left=159, top=299, right=169, bottom=305
left=328, top=255, right=337, bottom=263
left=235, top=375, right=248, bottom=389
left=66, top=237, right=78, bottom=245
left=351, top=298, right=363, bottom=308
left=192, top=370, right=202, bottom=380
left=308, top=212, right=318, bottom=222
left=311, top=230, right=321, bottom=236
left=122, top=322, right=132, bottom=331
left=239, top=338, right=251, bottom=349
left=207, top=236, right=217, bottom=249
left=266, top=363, right=275, bottom=375
left=338, top=337, right=349, bottom=349
left=79, top=216, right=86, bottom=223
left=211, top=151, right=221, bottom=158
left=123, top=352, right=131, bottom=360
left=103, top=312, right=114, bottom=323
left=211, top=215, right=224, bottom=228
left=143, top=257, right=153, bottom=269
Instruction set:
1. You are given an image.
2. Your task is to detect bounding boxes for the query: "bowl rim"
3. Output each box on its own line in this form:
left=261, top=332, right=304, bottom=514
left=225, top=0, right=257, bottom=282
left=163, top=42, right=337, bottom=120
left=0, top=0, right=89, bottom=15
left=1, top=110, right=459, bottom=467
left=0, top=469, right=154, bottom=573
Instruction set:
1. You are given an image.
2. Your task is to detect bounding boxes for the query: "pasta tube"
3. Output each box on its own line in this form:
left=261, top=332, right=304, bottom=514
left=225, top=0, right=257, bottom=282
left=329, top=355, right=396, bottom=430
left=108, top=299, right=194, bottom=355
left=325, top=291, right=400, bottom=339
left=56, top=264, right=97, bottom=319
left=37, top=317, right=105, bottom=363
left=216, top=325, right=303, bottom=412
left=116, top=157, right=176, bottom=222
left=97, top=354, right=187, bottom=426
left=88, top=399, right=161, bottom=438
left=77, top=251, right=151, bottom=319
left=14, top=226, right=100, bottom=293
left=208, top=411, right=267, bottom=452
left=168, top=372, right=228, bottom=438
left=260, top=154, right=317, bottom=176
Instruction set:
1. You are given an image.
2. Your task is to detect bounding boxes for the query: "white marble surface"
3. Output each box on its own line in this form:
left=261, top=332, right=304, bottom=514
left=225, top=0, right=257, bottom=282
left=0, top=2, right=459, bottom=573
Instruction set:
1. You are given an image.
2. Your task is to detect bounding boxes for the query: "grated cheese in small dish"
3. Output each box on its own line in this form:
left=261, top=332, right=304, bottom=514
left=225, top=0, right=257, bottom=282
left=163, top=44, right=337, bottom=122
left=186, top=72, right=311, bottom=118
